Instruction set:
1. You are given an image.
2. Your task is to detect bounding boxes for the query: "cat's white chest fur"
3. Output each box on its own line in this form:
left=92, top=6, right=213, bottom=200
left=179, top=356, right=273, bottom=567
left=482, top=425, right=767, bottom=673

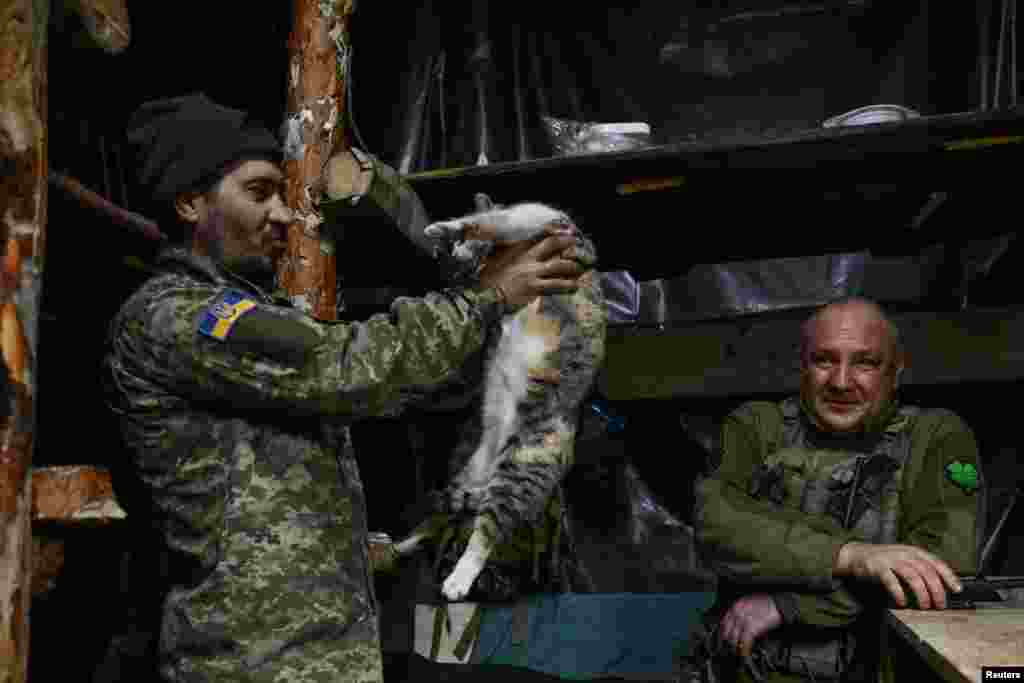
left=461, top=301, right=548, bottom=486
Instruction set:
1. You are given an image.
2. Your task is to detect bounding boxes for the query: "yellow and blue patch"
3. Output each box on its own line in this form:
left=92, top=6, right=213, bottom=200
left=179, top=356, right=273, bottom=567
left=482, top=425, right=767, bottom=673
left=199, top=289, right=258, bottom=341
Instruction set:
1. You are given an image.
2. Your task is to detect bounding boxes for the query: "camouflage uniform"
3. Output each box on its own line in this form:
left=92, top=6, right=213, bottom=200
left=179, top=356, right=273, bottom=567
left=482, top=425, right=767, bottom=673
left=693, top=397, right=982, bottom=683
left=104, top=247, right=504, bottom=682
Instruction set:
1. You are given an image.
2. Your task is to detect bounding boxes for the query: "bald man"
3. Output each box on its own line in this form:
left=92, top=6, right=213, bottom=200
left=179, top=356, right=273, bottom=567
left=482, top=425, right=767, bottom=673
left=691, top=298, right=983, bottom=683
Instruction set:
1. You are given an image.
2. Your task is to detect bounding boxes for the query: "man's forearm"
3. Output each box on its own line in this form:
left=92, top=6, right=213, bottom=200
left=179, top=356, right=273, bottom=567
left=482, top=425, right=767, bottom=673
left=772, top=587, right=865, bottom=629
left=697, top=476, right=857, bottom=591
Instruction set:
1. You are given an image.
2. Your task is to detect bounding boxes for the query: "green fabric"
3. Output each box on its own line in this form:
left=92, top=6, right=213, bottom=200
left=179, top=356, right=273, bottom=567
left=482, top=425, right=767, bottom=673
left=695, top=397, right=983, bottom=682
left=697, top=400, right=981, bottom=601
left=220, top=301, right=323, bottom=364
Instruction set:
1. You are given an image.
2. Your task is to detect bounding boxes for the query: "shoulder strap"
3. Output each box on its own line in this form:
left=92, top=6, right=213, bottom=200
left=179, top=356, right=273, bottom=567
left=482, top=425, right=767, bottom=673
left=736, top=399, right=789, bottom=457
left=879, top=404, right=921, bottom=466
left=895, top=406, right=938, bottom=493
left=778, top=397, right=803, bottom=452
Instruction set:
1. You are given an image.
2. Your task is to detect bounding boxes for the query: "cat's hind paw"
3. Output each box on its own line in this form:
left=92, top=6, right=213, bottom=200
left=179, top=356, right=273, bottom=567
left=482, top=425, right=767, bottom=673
left=442, top=553, right=485, bottom=602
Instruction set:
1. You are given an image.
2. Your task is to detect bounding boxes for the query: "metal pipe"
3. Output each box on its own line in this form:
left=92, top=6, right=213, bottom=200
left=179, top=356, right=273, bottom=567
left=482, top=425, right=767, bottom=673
left=396, top=58, right=432, bottom=174
left=435, top=51, right=448, bottom=169
left=528, top=30, right=550, bottom=118
left=978, top=484, right=1022, bottom=577
left=511, top=24, right=530, bottom=161
left=995, top=0, right=1010, bottom=108
left=1012, top=0, right=1018, bottom=106
left=716, top=0, right=869, bottom=25
left=470, top=1, right=492, bottom=166
left=980, top=0, right=992, bottom=110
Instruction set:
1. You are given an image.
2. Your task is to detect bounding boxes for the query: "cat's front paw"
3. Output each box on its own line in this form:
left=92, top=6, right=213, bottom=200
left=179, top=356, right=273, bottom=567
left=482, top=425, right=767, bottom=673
left=451, top=239, right=493, bottom=265
left=424, top=219, right=467, bottom=242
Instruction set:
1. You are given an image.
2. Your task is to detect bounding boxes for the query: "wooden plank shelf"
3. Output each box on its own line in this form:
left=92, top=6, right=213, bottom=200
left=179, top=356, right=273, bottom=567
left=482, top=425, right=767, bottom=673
left=400, top=108, right=1024, bottom=280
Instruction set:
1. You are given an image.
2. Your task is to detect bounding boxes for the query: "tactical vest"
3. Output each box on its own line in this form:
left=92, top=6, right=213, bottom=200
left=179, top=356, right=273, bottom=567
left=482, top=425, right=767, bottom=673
left=749, top=397, right=920, bottom=681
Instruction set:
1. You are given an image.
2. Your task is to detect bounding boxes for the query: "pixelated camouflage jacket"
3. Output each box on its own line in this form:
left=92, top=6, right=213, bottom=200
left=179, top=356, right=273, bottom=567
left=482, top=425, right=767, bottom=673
left=104, top=248, right=503, bottom=682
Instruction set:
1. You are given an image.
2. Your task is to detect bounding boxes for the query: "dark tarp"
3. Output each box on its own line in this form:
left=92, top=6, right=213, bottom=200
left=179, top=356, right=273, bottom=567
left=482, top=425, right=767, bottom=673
left=350, top=0, right=978, bottom=173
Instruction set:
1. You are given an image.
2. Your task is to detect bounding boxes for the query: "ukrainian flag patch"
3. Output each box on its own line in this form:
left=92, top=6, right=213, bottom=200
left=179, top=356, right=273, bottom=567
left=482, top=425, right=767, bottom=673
left=199, top=290, right=258, bottom=341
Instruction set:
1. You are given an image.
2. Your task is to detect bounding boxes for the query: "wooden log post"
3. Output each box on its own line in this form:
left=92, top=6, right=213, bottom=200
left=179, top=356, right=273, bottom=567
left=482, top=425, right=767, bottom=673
left=279, top=0, right=357, bottom=319
left=0, top=0, right=47, bottom=680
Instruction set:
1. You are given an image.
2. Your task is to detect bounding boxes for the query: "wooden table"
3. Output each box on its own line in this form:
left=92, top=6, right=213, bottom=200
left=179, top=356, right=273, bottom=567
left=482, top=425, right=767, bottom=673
left=887, top=607, right=1024, bottom=683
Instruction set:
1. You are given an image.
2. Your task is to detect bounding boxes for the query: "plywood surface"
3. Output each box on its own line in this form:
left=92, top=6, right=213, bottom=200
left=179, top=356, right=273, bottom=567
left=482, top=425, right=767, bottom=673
left=888, top=608, right=1024, bottom=683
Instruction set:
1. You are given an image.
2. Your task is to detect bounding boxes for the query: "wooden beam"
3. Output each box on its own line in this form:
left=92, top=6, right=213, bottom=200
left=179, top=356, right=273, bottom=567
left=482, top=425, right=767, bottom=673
left=30, top=466, right=125, bottom=525
left=278, top=0, right=356, bottom=320
left=27, top=466, right=126, bottom=599
left=599, top=308, right=1024, bottom=400
left=0, top=1, right=47, bottom=680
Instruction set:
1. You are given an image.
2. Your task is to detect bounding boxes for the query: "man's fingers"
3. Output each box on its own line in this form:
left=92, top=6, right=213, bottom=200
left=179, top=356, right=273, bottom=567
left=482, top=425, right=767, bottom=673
left=544, top=258, right=585, bottom=278
left=739, top=630, right=755, bottom=659
left=910, top=559, right=950, bottom=609
left=918, top=562, right=949, bottom=609
left=462, top=223, right=495, bottom=242
left=529, top=234, right=578, bottom=260
left=899, top=565, right=934, bottom=610
left=894, top=560, right=948, bottom=610
left=543, top=221, right=575, bottom=236
left=535, top=279, right=581, bottom=294
left=881, top=568, right=908, bottom=608
left=929, top=556, right=962, bottom=595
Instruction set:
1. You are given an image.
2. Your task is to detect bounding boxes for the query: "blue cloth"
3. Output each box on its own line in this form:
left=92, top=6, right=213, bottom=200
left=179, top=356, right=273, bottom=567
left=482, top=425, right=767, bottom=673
left=476, top=592, right=716, bottom=680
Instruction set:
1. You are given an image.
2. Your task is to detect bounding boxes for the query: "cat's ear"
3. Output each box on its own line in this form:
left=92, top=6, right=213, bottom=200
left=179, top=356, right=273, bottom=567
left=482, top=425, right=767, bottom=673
left=474, top=193, right=494, bottom=212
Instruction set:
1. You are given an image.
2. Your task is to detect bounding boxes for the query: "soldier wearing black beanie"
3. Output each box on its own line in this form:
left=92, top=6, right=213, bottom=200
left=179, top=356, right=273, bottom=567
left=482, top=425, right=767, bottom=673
left=105, top=92, right=586, bottom=683
left=126, top=93, right=282, bottom=208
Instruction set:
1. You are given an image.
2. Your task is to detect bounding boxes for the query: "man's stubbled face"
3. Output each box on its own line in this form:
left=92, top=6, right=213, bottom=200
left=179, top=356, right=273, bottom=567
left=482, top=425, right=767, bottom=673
left=799, top=301, right=902, bottom=434
left=192, top=159, right=292, bottom=286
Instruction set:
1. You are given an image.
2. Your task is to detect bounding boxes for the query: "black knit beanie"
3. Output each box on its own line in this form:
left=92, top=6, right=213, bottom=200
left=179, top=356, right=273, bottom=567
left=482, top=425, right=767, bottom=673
left=125, top=93, right=283, bottom=207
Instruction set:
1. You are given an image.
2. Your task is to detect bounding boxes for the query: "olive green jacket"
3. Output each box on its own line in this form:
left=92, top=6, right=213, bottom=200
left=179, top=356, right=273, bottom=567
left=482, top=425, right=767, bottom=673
left=695, top=398, right=982, bottom=681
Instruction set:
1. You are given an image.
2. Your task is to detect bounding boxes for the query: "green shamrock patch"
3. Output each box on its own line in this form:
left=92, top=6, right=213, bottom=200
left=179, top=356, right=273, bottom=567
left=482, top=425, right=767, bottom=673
left=946, top=461, right=979, bottom=494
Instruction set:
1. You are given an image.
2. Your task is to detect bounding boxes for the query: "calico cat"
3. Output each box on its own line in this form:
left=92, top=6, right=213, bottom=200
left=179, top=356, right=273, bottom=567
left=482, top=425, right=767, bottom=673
left=392, top=193, right=606, bottom=601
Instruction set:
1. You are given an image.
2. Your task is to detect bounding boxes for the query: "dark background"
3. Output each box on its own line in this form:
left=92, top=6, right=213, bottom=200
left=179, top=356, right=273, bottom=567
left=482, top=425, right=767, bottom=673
left=33, top=1, right=1023, bottom=680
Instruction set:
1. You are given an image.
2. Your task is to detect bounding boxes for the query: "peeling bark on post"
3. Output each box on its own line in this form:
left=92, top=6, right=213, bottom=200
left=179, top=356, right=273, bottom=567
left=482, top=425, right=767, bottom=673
left=279, top=0, right=356, bottom=320
left=0, top=0, right=47, bottom=681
